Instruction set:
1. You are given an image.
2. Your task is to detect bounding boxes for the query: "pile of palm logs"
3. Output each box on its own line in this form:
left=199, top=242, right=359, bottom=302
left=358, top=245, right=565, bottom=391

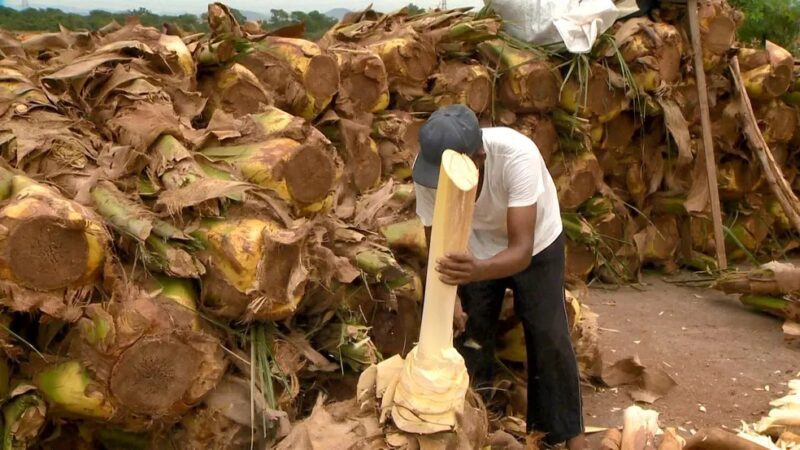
left=314, top=0, right=800, bottom=285
left=0, top=0, right=796, bottom=446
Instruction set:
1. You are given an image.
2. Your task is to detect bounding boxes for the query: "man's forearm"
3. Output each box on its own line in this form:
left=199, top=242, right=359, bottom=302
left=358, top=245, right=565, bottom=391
left=474, top=246, right=532, bottom=281
left=425, top=225, right=527, bottom=280
left=425, top=201, right=537, bottom=285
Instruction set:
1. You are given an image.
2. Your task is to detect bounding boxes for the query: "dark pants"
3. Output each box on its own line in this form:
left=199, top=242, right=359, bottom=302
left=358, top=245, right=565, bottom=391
left=456, top=232, right=583, bottom=445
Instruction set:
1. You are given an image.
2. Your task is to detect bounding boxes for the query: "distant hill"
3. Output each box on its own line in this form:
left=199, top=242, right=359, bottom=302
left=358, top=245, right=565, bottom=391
left=325, top=8, right=350, bottom=20
left=240, top=9, right=268, bottom=21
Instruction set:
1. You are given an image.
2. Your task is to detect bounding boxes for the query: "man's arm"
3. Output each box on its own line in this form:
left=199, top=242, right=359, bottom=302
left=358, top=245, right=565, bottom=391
left=437, top=204, right=537, bottom=285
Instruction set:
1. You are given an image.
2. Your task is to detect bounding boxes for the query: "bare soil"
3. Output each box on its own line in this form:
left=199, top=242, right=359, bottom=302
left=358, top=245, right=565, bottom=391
left=582, top=270, right=798, bottom=443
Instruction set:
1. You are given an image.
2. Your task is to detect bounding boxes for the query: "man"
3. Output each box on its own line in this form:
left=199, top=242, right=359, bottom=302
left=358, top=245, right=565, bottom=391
left=412, top=105, right=586, bottom=449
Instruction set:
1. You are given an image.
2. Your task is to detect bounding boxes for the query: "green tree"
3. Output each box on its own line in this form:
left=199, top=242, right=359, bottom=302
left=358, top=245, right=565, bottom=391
left=0, top=6, right=204, bottom=32
left=228, top=8, right=248, bottom=24
left=0, top=6, right=336, bottom=39
left=728, top=0, right=800, bottom=51
left=407, top=3, right=426, bottom=16
left=269, top=9, right=291, bottom=27
left=265, top=9, right=336, bottom=40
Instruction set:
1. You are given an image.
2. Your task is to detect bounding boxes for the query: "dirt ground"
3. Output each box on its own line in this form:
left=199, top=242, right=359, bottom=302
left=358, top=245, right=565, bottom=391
left=581, top=270, right=798, bottom=443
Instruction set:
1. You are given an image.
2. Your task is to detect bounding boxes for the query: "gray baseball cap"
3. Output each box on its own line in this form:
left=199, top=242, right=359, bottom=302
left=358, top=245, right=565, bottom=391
left=412, top=104, right=482, bottom=188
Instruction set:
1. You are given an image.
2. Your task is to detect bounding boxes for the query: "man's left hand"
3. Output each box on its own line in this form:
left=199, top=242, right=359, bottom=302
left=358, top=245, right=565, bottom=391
left=437, top=252, right=483, bottom=285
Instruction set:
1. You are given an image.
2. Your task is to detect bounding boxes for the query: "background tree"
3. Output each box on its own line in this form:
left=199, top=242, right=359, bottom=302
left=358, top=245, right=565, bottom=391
left=0, top=4, right=432, bottom=41
left=0, top=6, right=205, bottom=32
left=728, top=0, right=800, bottom=51
left=406, top=3, right=426, bottom=15
left=228, top=7, right=248, bottom=25
left=268, top=8, right=291, bottom=27
left=265, top=9, right=336, bottom=40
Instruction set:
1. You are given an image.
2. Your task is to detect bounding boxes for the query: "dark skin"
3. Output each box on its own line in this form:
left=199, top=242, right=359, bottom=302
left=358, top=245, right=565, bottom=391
left=425, top=147, right=538, bottom=286
left=423, top=147, right=588, bottom=450
left=430, top=205, right=537, bottom=285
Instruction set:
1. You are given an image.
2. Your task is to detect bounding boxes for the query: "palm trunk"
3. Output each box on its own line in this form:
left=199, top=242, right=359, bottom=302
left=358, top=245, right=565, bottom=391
left=0, top=169, right=107, bottom=321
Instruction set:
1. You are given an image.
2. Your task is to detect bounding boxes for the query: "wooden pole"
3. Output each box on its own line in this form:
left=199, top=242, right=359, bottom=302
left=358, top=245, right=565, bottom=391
left=418, top=149, right=478, bottom=357
left=730, top=56, right=800, bottom=235
left=687, top=0, right=728, bottom=270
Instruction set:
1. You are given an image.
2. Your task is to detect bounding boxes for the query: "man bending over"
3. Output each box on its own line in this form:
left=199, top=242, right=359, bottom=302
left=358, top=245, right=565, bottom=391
left=412, top=105, right=586, bottom=449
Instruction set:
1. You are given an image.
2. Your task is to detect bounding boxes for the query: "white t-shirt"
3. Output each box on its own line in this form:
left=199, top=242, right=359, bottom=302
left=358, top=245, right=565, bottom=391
left=415, top=127, right=562, bottom=260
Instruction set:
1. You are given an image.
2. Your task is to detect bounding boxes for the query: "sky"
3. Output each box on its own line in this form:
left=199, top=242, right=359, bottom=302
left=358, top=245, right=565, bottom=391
left=11, top=0, right=485, bottom=15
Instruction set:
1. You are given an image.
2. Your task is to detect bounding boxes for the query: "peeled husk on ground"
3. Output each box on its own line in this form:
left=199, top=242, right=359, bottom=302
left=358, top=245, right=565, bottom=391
left=731, top=379, right=800, bottom=449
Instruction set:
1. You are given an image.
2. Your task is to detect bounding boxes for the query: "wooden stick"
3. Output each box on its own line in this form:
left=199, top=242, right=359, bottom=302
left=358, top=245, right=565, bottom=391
left=418, top=150, right=479, bottom=357
left=730, top=56, right=800, bottom=235
left=687, top=0, right=728, bottom=270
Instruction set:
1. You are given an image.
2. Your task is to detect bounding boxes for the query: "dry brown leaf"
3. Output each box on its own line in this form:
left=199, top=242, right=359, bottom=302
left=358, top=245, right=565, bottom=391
left=685, top=147, right=710, bottom=214
left=603, top=356, right=646, bottom=387
left=275, top=396, right=374, bottom=450
left=603, top=356, right=677, bottom=404
left=629, top=368, right=679, bottom=404
left=657, top=97, right=693, bottom=166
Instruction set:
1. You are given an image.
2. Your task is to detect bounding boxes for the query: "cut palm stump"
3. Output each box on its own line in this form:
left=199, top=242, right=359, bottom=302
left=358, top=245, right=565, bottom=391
left=0, top=168, right=108, bottom=322
left=358, top=150, right=477, bottom=435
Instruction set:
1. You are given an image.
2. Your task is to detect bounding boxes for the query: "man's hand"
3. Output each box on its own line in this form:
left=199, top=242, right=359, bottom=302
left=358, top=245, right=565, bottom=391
left=437, top=252, right=483, bottom=286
